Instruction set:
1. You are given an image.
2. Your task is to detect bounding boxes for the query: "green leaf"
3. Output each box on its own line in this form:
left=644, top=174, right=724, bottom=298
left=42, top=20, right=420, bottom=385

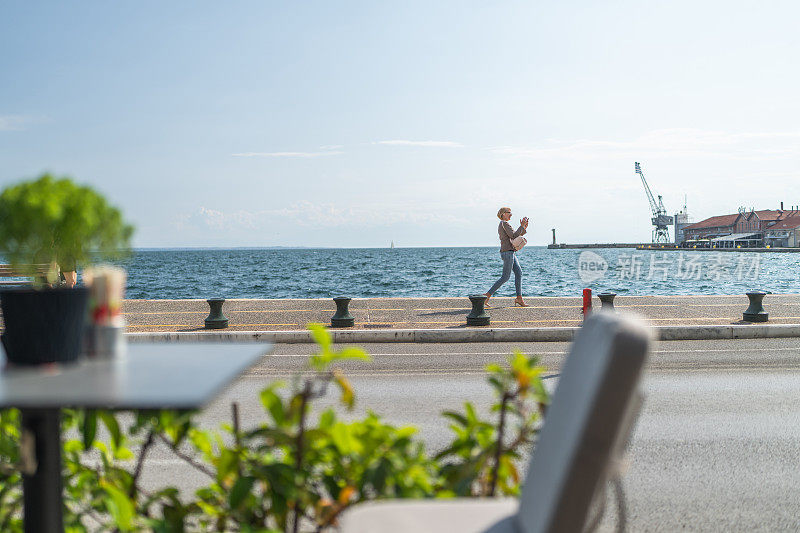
left=158, top=411, right=176, bottom=430
left=510, top=351, right=528, bottom=374
left=330, top=423, right=351, bottom=454
left=259, top=386, right=287, bottom=426
left=101, top=480, right=136, bottom=531
left=64, top=439, right=82, bottom=454
left=288, top=394, right=306, bottom=423
left=333, top=370, right=355, bottom=410
left=106, top=444, right=133, bottom=462
left=93, top=440, right=114, bottom=467
left=82, top=411, right=97, bottom=450
left=98, top=411, right=122, bottom=451
left=196, top=499, right=222, bottom=517
left=485, top=363, right=504, bottom=374
left=503, top=455, right=520, bottom=481
left=441, top=411, right=468, bottom=427
left=318, top=408, right=336, bottom=429
left=464, top=403, right=478, bottom=424
left=336, top=346, right=371, bottom=362
left=247, top=427, right=294, bottom=447
left=229, top=476, right=255, bottom=509
left=174, top=420, right=193, bottom=446
left=487, top=376, right=504, bottom=392
left=308, top=323, right=331, bottom=352
left=217, top=449, right=239, bottom=482
left=394, top=426, right=418, bottom=439
left=330, top=422, right=362, bottom=455
left=190, top=429, right=214, bottom=458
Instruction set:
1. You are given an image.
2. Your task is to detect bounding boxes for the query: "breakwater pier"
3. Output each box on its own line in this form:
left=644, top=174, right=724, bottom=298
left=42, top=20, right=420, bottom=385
left=634, top=246, right=800, bottom=252
left=547, top=243, right=652, bottom=249
left=548, top=243, right=800, bottom=252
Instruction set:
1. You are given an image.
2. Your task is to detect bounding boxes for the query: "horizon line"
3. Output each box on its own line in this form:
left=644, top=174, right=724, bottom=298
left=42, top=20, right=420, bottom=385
left=130, top=245, right=552, bottom=251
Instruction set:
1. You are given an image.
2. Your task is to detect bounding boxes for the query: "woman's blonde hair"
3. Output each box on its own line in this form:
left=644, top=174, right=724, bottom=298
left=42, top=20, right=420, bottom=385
left=497, top=207, right=511, bottom=219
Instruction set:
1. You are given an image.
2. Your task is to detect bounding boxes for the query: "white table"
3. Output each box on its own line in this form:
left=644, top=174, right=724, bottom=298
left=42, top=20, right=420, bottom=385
left=0, top=343, right=269, bottom=533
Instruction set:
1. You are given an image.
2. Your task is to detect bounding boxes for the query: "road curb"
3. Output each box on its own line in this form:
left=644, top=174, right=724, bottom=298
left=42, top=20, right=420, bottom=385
left=126, top=323, right=800, bottom=344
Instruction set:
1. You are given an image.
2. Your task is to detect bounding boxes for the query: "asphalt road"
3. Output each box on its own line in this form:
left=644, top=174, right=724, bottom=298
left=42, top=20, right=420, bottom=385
left=137, top=338, right=800, bottom=531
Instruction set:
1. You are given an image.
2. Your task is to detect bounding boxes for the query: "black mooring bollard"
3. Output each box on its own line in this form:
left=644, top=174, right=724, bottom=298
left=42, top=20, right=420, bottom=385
left=466, top=295, right=491, bottom=326
left=331, top=297, right=355, bottom=327
left=598, top=292, right=616, bottom=311
left=205, top=298, right=229, bottom=329
left=743, top=291, right=768, bottom=322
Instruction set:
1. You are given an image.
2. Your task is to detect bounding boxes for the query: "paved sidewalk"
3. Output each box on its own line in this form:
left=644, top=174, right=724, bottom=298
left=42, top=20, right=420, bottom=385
left=123, top=294, right=800, bottom=332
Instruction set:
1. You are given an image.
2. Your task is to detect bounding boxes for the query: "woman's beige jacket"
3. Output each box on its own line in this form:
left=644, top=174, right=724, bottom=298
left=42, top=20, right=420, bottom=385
left=498, top=221, right=526, bottom=252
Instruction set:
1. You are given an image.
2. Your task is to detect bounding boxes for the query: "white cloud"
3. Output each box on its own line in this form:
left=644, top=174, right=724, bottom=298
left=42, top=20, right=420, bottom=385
left=232, top=151, right=343, bottom=158
left=376, top=140, right=464, bottom=148
left=0, top=115, right=32, bottom=131
left=174, top=201, right=468, bottom=234
left=271, top=200, right=468, bottom=227
left=488, top=129, right=800, bottom=161
left=174, top=207, right=258, bottom=231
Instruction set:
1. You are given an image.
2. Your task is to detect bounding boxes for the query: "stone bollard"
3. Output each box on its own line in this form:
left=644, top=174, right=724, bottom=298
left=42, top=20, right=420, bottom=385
left=331, top=297, right=355, bottom=328
left=743, top=291, right=768, bottom=322
left=598, top=292, right=616, bottom=311
left=466, top=295, right=491, bottom=326
left=204, top=298, right=229, bottom=329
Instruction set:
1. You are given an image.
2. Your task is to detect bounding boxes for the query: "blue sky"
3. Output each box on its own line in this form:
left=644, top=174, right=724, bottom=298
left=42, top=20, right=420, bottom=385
left=2, top=1, right=799, bottom=247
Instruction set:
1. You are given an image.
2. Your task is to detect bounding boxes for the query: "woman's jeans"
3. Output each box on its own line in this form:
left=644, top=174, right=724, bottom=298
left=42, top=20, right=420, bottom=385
left=487, top=250, right=522, bottom=297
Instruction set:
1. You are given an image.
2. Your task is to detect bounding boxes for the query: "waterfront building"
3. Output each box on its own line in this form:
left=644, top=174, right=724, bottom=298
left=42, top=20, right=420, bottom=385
left=682, top=213, right=739, bottom=245
left=764, top=216, right=800, bottom=247
left=674, top=210, right=691, bottom=243
left=682, top=207, right=800, bottom=247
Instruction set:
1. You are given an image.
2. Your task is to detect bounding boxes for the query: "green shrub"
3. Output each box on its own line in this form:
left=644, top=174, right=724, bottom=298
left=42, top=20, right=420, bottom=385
left=0, top=325, right=550, bottom=532
left=0, top=409, right=23, bottom=530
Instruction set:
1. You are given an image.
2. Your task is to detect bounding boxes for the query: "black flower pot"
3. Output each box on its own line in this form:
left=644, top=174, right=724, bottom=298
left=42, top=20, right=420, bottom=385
left=0, top=287, right=89, bottom=366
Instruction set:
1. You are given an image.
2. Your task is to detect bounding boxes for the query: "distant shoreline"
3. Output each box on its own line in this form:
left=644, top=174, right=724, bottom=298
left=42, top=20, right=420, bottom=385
left=131, top=245, right=538, bottom=251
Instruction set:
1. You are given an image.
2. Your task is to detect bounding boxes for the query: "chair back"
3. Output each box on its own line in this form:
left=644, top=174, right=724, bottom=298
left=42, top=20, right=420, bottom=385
left=516, top=312, right=652, bottom=533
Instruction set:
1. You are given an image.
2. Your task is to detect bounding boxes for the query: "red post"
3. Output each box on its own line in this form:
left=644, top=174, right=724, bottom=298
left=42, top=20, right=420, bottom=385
left=582, top=288, right=592, bottom=317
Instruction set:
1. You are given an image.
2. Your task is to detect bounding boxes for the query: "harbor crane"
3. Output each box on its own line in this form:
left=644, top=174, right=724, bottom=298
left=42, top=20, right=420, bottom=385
left=635, top=162, right=673, bottom=243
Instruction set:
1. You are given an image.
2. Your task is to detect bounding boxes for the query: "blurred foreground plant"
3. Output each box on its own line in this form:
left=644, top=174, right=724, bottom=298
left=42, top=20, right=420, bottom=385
left=437, top=351, right=549, bottom=497
left=186, top=323, right=440, bottom=533
left=0, top=409, right=23, bottom=530
left=0, top=325, right=550, bottom=532
left=0, top=174, right=133, bottom=285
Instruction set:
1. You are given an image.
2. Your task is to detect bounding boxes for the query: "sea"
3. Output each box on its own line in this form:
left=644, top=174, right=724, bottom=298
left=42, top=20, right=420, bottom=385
left=115, top=247, right=800, bottom=300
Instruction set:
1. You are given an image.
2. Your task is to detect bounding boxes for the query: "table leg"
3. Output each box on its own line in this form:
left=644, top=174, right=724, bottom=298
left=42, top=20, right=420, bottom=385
left=20, top=408, right=63, bottom=533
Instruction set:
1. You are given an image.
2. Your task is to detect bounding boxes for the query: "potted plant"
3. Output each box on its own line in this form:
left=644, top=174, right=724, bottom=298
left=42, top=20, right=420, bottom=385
left=0, top=174, right=133, bottom=365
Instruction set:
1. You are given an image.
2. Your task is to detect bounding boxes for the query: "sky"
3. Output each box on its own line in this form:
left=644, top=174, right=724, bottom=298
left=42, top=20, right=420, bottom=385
left=2, top=1, right=799, bottom=248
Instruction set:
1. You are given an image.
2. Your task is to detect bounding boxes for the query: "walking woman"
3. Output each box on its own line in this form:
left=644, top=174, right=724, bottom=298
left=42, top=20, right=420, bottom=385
left=484, top=207, right=529, bottom=307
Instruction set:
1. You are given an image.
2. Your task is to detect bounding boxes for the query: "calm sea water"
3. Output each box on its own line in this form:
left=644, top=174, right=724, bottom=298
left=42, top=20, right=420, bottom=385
left=118, top=247, right=800, bottom=300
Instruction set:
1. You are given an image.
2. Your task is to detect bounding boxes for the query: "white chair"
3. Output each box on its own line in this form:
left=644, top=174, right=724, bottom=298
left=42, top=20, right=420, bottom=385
left=339, top=312, right=652, bottom=533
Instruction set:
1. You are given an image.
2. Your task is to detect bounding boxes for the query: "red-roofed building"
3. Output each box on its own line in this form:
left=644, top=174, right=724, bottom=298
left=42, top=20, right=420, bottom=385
left=682, top=208, right=800, bottom=247
left=682, top=214, right=739, bottom=241
left=764, top=216, right=800, bottom=247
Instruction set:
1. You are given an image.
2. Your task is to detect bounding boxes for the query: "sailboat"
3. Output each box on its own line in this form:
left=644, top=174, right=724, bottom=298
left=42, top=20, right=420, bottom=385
left=390, top=240, right=395, bottom=249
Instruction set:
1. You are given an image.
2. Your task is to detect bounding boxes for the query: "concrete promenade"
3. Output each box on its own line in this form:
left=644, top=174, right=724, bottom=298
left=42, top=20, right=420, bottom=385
left=123, top=294, right=800, bottom=342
